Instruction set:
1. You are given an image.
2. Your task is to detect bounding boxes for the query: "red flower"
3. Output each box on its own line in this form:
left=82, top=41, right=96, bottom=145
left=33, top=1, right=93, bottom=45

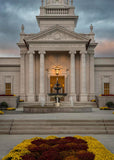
left=39, top=150, right=61, bottom=160
left=21, top=154, right=37, bottom=160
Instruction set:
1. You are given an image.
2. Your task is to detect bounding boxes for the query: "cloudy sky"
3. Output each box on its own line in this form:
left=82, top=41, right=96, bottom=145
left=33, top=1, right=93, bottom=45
left=0, top=0, right=114, bottom=57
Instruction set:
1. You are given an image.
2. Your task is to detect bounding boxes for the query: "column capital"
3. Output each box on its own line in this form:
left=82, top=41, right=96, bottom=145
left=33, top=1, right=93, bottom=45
left=20, top=50, right=27, bottom=55
left=27, top=50, right=35, bottom=55
left=89, top=52, right=94, bottom=55
left=20, top=52, right=25, bottom=56
left=69, top=50, right=76, bottom=55
left=80, top=51, right=87, bottom=55
left=39, top=50, right=46, bottom=55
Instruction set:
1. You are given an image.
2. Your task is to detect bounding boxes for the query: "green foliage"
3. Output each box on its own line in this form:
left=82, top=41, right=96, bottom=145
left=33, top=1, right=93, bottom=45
left=106, top=102, right=114, bottom=108
left=0, top=102, right=8, bottom=109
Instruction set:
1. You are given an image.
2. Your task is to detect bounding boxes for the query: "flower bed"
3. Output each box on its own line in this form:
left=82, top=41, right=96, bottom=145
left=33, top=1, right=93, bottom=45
left=7, top=107, right=16, bottom=111
left=0, top=110, right=4, bottom=114
left=2, top=136, right=114, bottom=160
left=100, top=94, right=114, bottom=96
left=100, top=106, right=110, bottom=110
left=0, top=95, right=15, bottom=96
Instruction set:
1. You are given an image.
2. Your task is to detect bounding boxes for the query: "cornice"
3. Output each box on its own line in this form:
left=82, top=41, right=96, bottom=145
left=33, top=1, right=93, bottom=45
left=36, top=15, right=78, bottom=19
left=27, top=40, right=88, bottom=44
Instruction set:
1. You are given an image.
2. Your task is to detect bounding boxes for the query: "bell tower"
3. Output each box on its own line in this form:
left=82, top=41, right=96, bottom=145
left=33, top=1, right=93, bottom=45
left=37, top=0, right=78, bottom=31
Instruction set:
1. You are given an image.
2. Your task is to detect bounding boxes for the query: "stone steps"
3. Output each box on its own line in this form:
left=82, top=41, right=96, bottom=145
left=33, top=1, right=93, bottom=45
left=0, top=120, right=114, bottom=135
left=18, top=102, right=97, bottom=108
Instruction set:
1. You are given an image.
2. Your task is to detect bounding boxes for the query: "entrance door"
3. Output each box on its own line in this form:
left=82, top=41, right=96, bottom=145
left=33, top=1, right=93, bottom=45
left=50, top=76, right=65, bottom=101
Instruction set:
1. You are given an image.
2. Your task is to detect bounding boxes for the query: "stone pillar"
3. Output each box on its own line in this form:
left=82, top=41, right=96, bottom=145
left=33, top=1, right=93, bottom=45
left=89, top=52, right=95, bottom=100
left=39, top=51, right=46, bottom=105
left=20, top=53, right=25, bottom=100
left=27, top=51, right=35, bottom=102
left=69, top=51, right=76, bottom=102
left=80, top=52, right=88, bottom=101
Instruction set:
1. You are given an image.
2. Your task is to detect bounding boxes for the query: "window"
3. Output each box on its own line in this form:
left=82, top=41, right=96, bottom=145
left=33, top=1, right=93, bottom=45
left=104, top=83, right=110, bottom=95
left=5, top=83, right=11, bottom=95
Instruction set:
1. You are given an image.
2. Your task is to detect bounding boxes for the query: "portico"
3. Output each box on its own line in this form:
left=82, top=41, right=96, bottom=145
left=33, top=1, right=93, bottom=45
left=18, top=0, right=97, bottom=105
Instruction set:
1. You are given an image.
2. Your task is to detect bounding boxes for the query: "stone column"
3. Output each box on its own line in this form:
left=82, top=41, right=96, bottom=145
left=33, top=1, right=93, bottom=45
left=80, top=52, right=88, bottom=101
left=69, top=51, right=76, bottom=102
left=20, top=53, right=25, bottom=100
left=27, top=51, right=35, bottom=102
left=39, top=51, right=46, bottom=105
left=89, top=52, right=95, bottom=100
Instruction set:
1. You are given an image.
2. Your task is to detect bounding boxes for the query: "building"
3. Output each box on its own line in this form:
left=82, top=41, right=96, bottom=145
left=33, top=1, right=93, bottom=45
left=0, top=0, right=114, bottom=105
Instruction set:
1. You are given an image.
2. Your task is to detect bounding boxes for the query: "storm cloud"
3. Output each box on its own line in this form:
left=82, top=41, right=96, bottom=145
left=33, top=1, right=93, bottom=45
left=0, top=0, right=114, bottom=57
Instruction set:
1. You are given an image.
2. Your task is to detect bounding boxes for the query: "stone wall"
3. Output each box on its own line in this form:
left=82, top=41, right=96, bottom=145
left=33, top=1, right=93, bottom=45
left=95, top=58, right=114, bottom=96
left=96, top=96, right=114, bottom=107
left=0, top=96, right=19, bottom=108
left=0, top=57, right=20, bottom=96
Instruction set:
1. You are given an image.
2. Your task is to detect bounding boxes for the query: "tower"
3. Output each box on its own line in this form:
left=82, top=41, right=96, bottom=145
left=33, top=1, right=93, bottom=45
left=37, top=0, right=78, bottom=31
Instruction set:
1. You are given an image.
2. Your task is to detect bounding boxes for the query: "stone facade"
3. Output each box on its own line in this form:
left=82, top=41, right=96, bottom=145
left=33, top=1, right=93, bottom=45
left=0, top=0, right=114, bottom=105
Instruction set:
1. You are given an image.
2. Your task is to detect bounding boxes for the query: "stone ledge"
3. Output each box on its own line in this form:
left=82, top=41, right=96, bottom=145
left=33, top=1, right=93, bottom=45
left=24, top=106, right=92, bottom=113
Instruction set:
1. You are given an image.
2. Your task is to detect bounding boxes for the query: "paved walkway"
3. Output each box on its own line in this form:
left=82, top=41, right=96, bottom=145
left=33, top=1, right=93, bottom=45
left=0, top=108, right=114, bottom=120
left=0, top=108, right=114, bottom=159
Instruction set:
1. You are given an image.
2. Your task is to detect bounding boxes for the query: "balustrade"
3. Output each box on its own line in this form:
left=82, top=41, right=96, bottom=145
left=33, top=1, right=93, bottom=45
left=46, top=9, right=69, bottom=14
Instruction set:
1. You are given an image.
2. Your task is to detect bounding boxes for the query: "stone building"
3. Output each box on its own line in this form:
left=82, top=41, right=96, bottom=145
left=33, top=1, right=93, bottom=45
left=0, top=0, right=114, bottom=105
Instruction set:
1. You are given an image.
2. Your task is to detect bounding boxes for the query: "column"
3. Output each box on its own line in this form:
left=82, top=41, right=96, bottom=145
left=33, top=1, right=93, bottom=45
left=20, top=53, right=25, bottom=100
left=89, top=52, right=95, bottom=99
left=27, top=51, right=35, bottom=102
left=39, top=51, right=46, bottom=105
left=80, top=52, right=88, bottom=101
left=69, top=51, right=76, bottom=102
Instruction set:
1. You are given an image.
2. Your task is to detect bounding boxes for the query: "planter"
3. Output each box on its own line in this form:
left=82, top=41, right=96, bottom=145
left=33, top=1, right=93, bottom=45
left=96, top=96, right=114, bottom=108
left=0, top=96, right=18, bottom=108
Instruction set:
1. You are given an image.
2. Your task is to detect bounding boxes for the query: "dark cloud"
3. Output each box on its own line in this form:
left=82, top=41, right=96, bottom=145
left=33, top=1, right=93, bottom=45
left=0, top=0, right=114, bottom=57
left=75, top=0, right=114, bottom=41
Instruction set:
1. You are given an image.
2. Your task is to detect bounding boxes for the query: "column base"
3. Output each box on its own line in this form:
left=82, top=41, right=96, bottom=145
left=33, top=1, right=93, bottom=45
left=39, top=94, right=45, bottom=106
left=69, top=94, right=77, bottom=105
left=89, top=93, right=95, bottom=101
left=20, top=94, right=26, bottom=101
left=27, top=94, right=35, bottom=102
left=80, top=94, right=88, bottom=102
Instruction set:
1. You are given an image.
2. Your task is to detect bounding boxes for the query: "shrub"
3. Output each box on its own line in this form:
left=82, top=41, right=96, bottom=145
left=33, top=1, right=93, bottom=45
left=106, top=102, right=114, bottom=108
left=0, top=102, right=8, bottom=109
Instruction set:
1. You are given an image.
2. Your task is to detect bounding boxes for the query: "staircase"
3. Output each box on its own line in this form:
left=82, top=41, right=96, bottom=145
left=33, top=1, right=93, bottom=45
left=18, top=102, right=97, bottom=108
left=0, top=120, right=114, bottom=135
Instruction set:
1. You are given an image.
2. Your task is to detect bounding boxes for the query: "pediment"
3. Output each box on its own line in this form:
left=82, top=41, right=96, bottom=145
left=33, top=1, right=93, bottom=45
left=25, top=25, right=89, bottom=42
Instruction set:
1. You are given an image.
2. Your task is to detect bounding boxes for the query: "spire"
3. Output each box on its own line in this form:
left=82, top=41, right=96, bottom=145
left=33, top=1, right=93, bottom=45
left=21, top=24, right=24, bottom=34
left=41, top=0, right=44, bottom=6
left=71, top=0, right=73, bottom=5
left=90, top=24, right=93, bottom=34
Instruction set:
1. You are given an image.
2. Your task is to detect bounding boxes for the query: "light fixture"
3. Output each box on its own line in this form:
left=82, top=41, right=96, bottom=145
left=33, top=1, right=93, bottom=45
left=52, top=65, right=62, bottom=76
left=55, top=66, right=60, bottom=76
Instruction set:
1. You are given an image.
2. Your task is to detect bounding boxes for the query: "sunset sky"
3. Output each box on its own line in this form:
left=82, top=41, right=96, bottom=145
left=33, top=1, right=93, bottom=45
left=0, top=0, right=114, bottom=57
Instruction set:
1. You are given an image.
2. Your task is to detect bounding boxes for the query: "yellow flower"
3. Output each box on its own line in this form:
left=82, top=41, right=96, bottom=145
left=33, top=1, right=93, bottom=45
left=13, top=94, right=16, bottom=96
left=0, top=110, right=4, bottom=114
left=2, top=135, right=114, bottom=160
left=91, top=99, right=96, bottom=102
left=100, top=106, right=109, bottom=110
left=19, top=99, right=24, bottom=102
left=46, top=135, right=58, bottom=140
left=7, top=108, right=16, bottom=111
left=99, top=94, right=102, bottom=96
